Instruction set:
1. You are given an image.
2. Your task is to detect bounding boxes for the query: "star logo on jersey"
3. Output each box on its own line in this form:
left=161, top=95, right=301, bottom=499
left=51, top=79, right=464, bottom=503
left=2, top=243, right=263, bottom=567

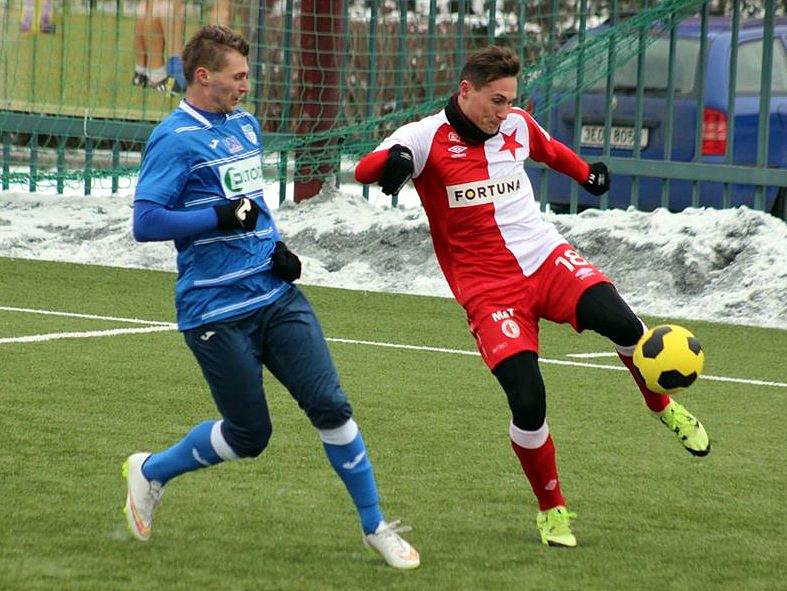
left=498, top=129, right=523, bottom=160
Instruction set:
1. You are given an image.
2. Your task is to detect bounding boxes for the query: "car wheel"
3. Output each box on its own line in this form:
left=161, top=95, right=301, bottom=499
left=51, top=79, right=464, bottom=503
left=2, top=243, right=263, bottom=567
left=771, top=187, right=787, bottom=221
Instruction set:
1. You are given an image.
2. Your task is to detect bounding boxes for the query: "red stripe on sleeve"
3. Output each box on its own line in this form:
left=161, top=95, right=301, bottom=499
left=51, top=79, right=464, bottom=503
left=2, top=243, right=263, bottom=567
left=524, top=112, right=590, bottom=184
left=354, top=149, right=390, bottom=184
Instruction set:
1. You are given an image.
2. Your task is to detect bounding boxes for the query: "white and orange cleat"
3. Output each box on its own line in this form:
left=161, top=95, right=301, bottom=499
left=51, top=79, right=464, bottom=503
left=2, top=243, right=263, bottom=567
left=122, top=452, right=164, bottom=541
left=364, top=520, right=420, bottom=569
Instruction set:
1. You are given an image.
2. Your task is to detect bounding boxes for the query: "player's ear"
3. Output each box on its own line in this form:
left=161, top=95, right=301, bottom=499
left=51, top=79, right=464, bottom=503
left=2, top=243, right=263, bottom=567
left=459, top=79, right=471, bottom=97
left=196, top=67, right=210, bottom=85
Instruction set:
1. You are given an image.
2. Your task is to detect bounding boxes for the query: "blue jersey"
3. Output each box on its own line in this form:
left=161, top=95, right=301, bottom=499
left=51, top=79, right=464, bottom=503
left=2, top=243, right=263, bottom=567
left=135, top=100, right=290, bottom=330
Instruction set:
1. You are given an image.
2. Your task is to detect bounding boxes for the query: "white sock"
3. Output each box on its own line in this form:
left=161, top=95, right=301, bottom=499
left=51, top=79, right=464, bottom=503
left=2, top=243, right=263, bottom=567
left=149, top=66, right=167, bottom=84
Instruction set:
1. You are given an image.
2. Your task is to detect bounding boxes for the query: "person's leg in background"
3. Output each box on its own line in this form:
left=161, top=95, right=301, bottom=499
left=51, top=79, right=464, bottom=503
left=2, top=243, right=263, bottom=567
left=164, top=0, right=187, bottom=91
left=132, top=0, right=153, bottom=87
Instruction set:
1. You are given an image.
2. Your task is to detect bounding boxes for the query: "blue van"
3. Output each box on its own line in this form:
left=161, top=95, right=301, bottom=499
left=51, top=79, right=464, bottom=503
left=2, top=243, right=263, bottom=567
left=526, top=17, right=787, bottom=218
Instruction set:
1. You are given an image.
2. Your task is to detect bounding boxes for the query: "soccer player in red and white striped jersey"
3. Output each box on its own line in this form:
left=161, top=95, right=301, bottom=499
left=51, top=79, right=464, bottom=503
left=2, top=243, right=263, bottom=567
left=355, top=46, right=710, bottom=547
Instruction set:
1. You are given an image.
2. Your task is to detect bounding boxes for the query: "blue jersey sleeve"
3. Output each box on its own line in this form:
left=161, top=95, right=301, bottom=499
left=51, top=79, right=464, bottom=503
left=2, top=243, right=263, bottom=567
left=135, top=129, right=190, bottom=206
left=133, top=199, right=218, bottom=242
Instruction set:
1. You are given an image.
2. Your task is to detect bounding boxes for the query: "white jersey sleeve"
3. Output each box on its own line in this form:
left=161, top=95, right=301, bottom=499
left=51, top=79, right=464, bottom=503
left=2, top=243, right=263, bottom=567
left=375, top=115, right=445, bottom=179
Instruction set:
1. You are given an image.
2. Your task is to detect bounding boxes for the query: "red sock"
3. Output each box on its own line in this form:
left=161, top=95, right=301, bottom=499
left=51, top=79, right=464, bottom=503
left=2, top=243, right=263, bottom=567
left=510, top=434, right=565, bottom=511
left=618, top=353, right=671, bottom=412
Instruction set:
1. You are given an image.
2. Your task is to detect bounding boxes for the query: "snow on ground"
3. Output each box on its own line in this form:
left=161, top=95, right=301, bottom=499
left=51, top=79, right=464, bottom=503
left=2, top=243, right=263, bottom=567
left=0, top=183, right=785, bottom=330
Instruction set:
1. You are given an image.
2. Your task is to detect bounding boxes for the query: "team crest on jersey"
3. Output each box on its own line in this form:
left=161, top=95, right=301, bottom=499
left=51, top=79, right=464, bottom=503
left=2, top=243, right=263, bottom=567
left=448, top=131, right=462, bottom=143
left=501, top=319, right=520, bottom=339
left=224, top=136, right=244, bottom=153
left=241, top=124, right=258, bottom=145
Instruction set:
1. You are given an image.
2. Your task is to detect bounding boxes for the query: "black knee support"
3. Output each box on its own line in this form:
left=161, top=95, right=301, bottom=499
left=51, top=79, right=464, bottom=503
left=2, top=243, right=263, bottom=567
left=492, top=351, right=547, bottom=431
left=576, top=283, right=643, bottom=347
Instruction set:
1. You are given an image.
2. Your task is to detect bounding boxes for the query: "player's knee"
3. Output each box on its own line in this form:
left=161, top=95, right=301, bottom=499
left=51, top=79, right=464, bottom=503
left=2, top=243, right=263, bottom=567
left=302, top=383, right=353, bottom=430
left=493, top=351, right=547, bottom=431
left=578, top=283, right=642, bottom=347
left=309, top=398, right=353, bottom=431
left=224, top=421, right=272, bottom=458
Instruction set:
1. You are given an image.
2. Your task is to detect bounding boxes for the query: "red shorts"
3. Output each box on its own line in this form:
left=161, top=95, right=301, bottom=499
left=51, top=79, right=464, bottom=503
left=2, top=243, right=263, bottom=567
left=466, top=243, right=611, bottom=370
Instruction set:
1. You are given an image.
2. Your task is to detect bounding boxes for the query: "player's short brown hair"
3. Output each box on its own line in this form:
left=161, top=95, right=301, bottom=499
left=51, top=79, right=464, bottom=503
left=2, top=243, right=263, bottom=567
left=460, top=46, right=520, bottom=88
left=183, top=25, right=250, bottom=85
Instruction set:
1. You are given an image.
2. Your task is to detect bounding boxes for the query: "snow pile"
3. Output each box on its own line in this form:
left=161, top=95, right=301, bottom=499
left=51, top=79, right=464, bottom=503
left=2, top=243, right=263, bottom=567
left=0, top=189, right=784, bottom=329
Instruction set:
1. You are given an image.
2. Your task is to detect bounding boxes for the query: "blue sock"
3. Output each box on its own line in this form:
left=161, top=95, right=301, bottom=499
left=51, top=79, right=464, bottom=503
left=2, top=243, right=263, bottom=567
left=142, top=420, right=223, bottom=485
left=323, top=431, right=383, bottom=535
left=167, top=56, right=186, bottom=89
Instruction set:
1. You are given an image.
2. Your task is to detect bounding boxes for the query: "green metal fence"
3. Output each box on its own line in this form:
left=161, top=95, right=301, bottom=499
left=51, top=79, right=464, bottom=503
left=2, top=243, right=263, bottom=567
left=0, top=0, right=785, bottom=217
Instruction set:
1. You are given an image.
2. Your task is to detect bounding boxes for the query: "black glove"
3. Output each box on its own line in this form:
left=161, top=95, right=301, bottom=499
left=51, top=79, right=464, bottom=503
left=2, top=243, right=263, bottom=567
left=581, top=162, right=610, bottom=196
left=271, top=241, right=301, bottom=282
left=378, top=144, right=414, bottom=196
left=215, top=198, right=260, bottom=232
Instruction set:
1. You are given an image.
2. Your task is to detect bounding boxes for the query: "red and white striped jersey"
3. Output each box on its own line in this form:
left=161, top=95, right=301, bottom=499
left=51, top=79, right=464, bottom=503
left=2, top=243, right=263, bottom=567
left=358, top=107, right=590, bottom=307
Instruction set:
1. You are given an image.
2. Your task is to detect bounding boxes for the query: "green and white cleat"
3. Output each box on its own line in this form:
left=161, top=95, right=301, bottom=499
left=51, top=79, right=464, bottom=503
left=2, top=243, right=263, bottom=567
left=536, top=506, right=577, bottom=547
left=363, top=520, right=420, bottom=570
left=658, top=400, right=710, bottom=457
left=122, top=452, right=164, bottom=541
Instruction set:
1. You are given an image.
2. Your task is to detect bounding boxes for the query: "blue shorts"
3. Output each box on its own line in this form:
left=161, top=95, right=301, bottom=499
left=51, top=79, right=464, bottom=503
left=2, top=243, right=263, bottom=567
left=183, top=286, right=352, bottom=451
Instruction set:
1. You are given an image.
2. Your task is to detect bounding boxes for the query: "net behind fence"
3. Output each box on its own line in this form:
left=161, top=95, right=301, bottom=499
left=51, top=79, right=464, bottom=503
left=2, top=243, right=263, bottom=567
left=0, top=0, right=755, bottom=195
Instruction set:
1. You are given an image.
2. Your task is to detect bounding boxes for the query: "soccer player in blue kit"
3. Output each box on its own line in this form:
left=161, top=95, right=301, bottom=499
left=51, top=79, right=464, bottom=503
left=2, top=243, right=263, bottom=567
left=122, top=25, right=419, bottom=570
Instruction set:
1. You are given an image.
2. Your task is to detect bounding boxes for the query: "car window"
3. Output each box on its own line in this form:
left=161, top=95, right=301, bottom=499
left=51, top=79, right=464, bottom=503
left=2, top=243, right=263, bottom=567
left=612, top=37, right=700, bottom=94
left=561, top=37, right=701, bottom=95
left=735, top=38, right=787, bottom=93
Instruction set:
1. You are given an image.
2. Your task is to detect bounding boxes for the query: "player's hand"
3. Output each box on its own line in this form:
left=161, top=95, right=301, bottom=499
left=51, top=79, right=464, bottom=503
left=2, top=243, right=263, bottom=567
left=215, top=197, right=260, bottom=232
left=379, top=144, right=414, bottom=196
left=272, top=241, right=301, bottom=282
left=581, top=162, right=610, bottom=196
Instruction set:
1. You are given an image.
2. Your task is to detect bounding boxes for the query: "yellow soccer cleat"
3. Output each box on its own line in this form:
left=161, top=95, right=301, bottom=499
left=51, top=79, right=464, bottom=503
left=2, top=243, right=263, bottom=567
left=658, top=400, right=711, bottom=457
left=536, top=506, right=578, bottom=547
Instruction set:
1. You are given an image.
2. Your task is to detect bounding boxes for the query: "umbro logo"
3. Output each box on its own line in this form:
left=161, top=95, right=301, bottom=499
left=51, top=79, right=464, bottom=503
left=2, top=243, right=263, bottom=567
left=200, top=331, right=216, bottom=341
left=209, top=139, right=220, bottom=149
left=448, top=144, right=468, bottom=159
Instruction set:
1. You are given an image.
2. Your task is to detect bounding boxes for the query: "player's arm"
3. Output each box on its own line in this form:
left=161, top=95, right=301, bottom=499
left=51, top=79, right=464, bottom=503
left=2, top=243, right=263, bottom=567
left=133, top=200, right=217, bottom=242
left=133, top=197, right=261, bottom=242
left=133, top=132, right=260, bottom=242
left=524, top=111, right=609, bottom=196
left=355, top=145, right=414, bottom=196
left=355, top=121, right=430, bottom=196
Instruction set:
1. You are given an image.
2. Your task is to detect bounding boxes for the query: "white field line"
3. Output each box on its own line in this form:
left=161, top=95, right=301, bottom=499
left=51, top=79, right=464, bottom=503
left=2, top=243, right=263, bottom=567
left=566, top=352, right=619, bottom=358
left=0, top=306, right=174, bottom=326
left=325, top=338, right=787, bottom=389
left=0, top=325, right=176, bottom=344
left=2, top=307, right=785, bottom=389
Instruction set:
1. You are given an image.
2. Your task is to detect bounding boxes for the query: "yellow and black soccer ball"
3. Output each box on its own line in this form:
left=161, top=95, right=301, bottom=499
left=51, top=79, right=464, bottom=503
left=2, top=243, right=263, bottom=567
left=633, top=324, right=704, bottom=394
